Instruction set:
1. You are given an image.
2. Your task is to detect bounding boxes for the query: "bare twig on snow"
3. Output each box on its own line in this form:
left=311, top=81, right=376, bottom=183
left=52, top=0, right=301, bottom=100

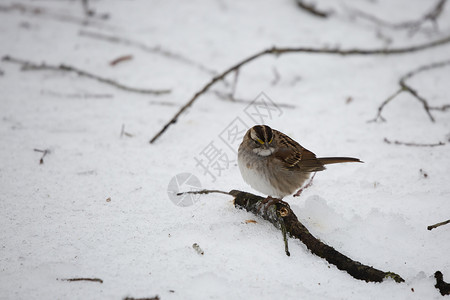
left=369, top=59, right=450, bottom=123
left=2, top=55, right=171, bottom=95
left=110, top=55, right=133, bottom=66
left=348, top=0, right=447, bottom=34
left=124, top=297, right=159, bottom=300
left=383, top=138, right=445, bottom=147
left=295, top=0, right=332, bottom=18
left=428, top=219, right=450, bottom=231
left=59, top=277, right=103, bottom=283
left=0, top=3, right=112, bottom=29
left=34, top=148, right=50, bottom=165
left=79, top=30, right=217, bottom=75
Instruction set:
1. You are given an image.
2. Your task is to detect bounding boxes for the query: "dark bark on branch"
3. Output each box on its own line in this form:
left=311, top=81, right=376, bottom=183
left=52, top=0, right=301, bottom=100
left=2, top=56, right=170, bottom=95
left=428, top=219, right=450, bottom=230
left=369, top=59, right=450, bottom=123
left=295, top=0, right=331, bottom=18
left=178, top=189, right=404, bottom=283
left=149, top=35, right=450, bottom=144
left=435, top=271, right=450, bottom=296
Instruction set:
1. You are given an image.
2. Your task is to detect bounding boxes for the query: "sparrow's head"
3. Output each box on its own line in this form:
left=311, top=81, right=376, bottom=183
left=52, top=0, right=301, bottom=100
left=247, top=125, right=275, bottom=156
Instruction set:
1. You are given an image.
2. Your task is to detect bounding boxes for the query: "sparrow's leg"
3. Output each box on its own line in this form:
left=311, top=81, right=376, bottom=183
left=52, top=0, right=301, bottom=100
left=293, top=172, right=316, bottom=197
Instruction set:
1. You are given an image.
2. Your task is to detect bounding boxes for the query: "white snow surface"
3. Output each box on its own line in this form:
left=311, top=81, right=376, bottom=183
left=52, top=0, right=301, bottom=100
left=1, top=0, right=450, bottom=299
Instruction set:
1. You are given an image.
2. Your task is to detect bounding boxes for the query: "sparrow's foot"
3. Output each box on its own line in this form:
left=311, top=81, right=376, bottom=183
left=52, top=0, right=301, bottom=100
left=293, top=172, right=316, bottom=197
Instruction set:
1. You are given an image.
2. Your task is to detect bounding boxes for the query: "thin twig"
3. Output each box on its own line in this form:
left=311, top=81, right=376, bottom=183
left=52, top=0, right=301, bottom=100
left=369, top=59, right=450, bottom=123
left=120, top=124, right=134, bottom=138
left=34, top=148, right=50, bottom=165
left=2, top=56, right=170, bottom=95
left=271, top=67, right=280, bottom=86
left=368, top=88, right=403, bottom=123
left=383, top=138, right=445, bottom=147
left=59, top=277, right=103, bottom=283
left=110, top=55, right=133, bottom=66
left=0, top=3, right=112, bottom=29
left=149, top=35, right=450, bottom=144
left=295, top=0, right=332, bottom=18
left=176, top=189, right=230, bottom=196
left=348, top=0, right=447, bottom=34
left=81, top=0, right=109, bottom=20
left=124, top=297, right=159, bottom=300
left=211, top=90, right=296, bottom=109
left=79, top=30, right=217, bottom=75
left=427, top=219, right=450, bottom=230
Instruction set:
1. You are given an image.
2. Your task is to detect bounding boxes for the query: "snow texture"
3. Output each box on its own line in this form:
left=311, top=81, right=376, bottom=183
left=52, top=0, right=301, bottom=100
left=1, top=0, right=449, bottom=299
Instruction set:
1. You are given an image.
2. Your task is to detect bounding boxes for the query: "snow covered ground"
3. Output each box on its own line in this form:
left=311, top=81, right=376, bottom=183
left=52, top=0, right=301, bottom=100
left=1, top=0, right=450, bottom=299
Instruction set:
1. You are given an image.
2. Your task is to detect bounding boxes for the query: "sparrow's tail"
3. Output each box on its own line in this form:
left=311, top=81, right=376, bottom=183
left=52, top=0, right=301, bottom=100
left=318, top=157, right=363, bottom=165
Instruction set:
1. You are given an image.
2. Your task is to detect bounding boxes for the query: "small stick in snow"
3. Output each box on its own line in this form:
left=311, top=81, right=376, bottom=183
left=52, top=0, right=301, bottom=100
left=120, top=124, right=134, bottom=138
left=59, top=277, right=103, bottom=283
left=149, top=34, right=450, bottom=144
left=295, top=0, right=332, bottom=18
left=34, top=148, right=50, bottom=165
left=123, top=296, right=160, bottom=300
left=383, top=138, right=445, bottom=147
left=110, top=55, right=133, bottom=66
left=427, top=219, right=450, bottom=231
left=192, top=243, right=204, bottom=255
left=2, top=56, right=171, bottom=95
left=434, top=271, right=450, bottom=296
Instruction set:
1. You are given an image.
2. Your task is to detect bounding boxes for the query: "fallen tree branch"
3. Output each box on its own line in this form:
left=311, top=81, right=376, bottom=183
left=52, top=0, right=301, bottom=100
left=79, top=30, right=217, bottom=76
left=59, top=277, right=103, bottom=283
left=369, top=59, right=450, bottom=123
left=435, top=271, right=450, bottom=296
left=428, top=219, right=450, bottom=231
left=2, top=56, right=170, bottom=95
left=295, top=0, right=332, bottom=18
left=177, top=189, right=404, bottom=283
left=383, top=137, right=445, bottom=147
left=149, top=35, right=450, bottom=143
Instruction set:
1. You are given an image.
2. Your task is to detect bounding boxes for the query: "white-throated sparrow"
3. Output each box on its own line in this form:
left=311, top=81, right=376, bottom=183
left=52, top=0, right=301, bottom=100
left=238, top=125, right=362, bottom=199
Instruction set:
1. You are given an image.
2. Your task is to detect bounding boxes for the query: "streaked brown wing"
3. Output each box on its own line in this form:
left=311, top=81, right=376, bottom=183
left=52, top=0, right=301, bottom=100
left=273, top=130, right=325, bottom=172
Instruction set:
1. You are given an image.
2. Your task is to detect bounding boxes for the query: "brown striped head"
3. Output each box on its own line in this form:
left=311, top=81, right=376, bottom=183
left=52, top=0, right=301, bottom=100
left=248, top=125, right=275, bottom=156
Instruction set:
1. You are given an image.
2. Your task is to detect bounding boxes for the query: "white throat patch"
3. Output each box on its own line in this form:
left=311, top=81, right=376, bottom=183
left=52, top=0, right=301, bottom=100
left=253, top=147, right=274, bottom=157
